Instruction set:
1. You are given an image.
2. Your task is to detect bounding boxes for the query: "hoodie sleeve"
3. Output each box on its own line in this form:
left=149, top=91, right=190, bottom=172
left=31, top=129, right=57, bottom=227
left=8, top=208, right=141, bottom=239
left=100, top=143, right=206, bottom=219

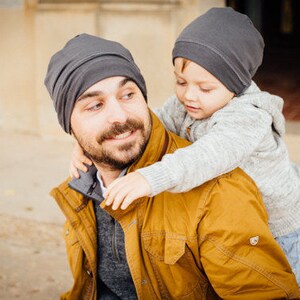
left=153, top=95, right=186, bottom=136
left=138, top=101, right=273, bottom=196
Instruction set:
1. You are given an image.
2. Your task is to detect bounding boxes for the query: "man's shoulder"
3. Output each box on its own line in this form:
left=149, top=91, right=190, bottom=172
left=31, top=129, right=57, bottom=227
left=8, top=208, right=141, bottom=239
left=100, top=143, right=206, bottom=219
left=50, top=177, right=84, bottom=207
left=207, top=167, right=258, bottom=192
left=187, top=167, right=260, bottom=204
left=167, top=130, right=192, bottom=152
left=198, top=167, right=263, bottom=214
left=50, top=177, right=71, bottom=196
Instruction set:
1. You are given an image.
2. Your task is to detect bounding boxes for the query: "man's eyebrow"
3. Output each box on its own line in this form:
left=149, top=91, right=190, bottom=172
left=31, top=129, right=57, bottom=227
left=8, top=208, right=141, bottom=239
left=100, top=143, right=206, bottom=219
left=77, top=78, right=135, bottom=102
left=119, top=78, right=135, bottom=88
left=77, top=91, right=103, bottom=102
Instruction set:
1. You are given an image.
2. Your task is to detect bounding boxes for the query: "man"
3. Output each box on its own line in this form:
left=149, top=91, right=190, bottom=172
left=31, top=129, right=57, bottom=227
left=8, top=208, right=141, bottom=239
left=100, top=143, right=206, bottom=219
left=45, top=34, right=299, bottom=299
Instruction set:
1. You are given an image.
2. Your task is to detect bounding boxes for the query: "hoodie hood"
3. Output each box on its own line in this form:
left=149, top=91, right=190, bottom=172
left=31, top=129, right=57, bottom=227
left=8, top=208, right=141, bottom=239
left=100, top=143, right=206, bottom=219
left=238, top=81, right=285, bottom=137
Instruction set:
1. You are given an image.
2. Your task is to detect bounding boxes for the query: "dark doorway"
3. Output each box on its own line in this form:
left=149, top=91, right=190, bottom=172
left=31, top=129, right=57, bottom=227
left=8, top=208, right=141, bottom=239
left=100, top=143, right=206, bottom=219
left=227, top=0, right=300, bottom=121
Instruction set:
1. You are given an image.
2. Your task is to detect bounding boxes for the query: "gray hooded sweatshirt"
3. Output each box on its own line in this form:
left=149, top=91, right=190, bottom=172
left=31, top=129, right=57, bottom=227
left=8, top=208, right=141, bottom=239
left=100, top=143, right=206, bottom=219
left=138, top=82, right=300, bottom=238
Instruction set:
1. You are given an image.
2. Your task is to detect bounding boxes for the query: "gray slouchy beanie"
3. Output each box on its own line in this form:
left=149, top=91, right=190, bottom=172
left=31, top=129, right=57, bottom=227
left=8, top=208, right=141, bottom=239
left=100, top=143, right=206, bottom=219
left=44, top=33, right=147, bottom=134
left=172, top=7, right=265, bottom=95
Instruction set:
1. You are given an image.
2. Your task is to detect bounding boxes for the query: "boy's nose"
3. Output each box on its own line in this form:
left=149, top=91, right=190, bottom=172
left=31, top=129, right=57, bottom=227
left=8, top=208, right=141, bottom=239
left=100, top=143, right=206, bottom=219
left=183, top=86, right=198, bottom=102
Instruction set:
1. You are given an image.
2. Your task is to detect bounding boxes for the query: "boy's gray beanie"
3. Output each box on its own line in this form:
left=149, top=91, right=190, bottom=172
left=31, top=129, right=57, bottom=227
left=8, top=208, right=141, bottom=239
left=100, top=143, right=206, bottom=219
left=44, top=33, right=147, bottom=134
left=172, top=7, right=265, bottom=95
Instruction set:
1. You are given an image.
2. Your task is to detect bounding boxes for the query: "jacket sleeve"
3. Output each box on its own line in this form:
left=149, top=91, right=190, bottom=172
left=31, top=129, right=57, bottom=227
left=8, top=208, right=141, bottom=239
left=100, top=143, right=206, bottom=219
left=198, top=171, right=300, bottom=299
left=138, top=103, right=272, bottom=196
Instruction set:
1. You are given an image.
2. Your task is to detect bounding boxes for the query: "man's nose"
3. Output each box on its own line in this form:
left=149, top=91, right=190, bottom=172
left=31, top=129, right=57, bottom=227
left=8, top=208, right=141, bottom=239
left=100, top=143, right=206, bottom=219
left=106, top=98, right=128, bottom=124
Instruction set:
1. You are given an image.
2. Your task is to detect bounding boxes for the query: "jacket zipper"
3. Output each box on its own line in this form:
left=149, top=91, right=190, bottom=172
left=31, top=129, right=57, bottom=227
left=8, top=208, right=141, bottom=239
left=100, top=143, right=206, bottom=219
left=186, top=125, right=192, bottom=139
left=181, top=114, right=194, bottom=141
left=111, top=217, right=120, bottom=263
left=89, top=275, right=95, bottom=300
left=87, top=181, right=97, bottom=195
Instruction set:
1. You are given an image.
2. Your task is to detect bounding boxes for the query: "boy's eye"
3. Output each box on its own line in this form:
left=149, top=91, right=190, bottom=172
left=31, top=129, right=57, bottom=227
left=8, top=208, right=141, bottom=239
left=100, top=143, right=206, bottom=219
left=200, top=87, right=212, bottom=93
left=176, top=80, right=186, bottom=86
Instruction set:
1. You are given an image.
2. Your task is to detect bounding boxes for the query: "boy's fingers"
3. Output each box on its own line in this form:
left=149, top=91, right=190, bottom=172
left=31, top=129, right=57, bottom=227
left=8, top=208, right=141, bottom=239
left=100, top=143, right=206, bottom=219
left=121, top=195, right=134, bottom=210
left=80, top=155, right=93, bottom=166
left=73, top=160, right=88, bottom=172
left=105, top=193, right=114, bottom=206
left=121, top=188, right=145, bottom=210
left=69, top=165, right=80, bottom=179
left=80, top=164, right=88, bottom=172
left=105, top=186, right=124, bottom=206
left=104, top=185, right=118, bottom=206
left=105, top=178, right=127, bottom=204
left=110, top=185, right=133, bottom=210
left=103, top=190, right=108, bottom=199
left=112, top=193, right=126, bottom=210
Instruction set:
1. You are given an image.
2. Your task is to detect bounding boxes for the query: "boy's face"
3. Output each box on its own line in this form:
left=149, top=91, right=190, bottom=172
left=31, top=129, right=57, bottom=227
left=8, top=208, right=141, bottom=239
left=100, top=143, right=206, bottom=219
left=70, top=76, right=151, bottom=171
left=174, top=58, right=235, bottom=120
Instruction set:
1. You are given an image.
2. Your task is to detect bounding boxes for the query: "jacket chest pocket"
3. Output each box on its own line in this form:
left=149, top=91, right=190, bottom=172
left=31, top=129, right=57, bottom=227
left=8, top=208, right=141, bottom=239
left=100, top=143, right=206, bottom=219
left=142, top=234, right=208, bottom=299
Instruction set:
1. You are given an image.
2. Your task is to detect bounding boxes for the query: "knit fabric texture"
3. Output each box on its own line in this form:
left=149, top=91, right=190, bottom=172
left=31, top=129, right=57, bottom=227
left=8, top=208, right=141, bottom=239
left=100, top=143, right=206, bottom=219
left=44, top=33, right=147, bottom=133
left=138, top=82, right=300, bottom=237
left=172, top=7, right=265, bottom=95
left=69, top=167, right=137, bottom=299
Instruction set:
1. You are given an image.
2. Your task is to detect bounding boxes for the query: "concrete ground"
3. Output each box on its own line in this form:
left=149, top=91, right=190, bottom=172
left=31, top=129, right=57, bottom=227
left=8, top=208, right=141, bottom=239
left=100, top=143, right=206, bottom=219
left=0, top=130, right=74, bottom=300
left=1, top=124, right=300, bottom=300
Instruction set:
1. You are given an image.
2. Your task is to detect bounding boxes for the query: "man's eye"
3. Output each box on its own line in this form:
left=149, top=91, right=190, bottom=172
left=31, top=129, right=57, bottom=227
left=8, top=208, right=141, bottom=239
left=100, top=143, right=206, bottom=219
left=86, top=102, right=103, bottom=111
left=122, top=92, right=134, bottom=100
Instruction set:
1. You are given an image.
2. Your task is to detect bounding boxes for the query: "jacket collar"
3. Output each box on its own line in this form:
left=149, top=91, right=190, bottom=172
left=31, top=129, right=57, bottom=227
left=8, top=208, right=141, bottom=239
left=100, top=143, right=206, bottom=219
left=67, top=110, right=169, bottom=215
left=69, top=164, right=103, bottom=203
left=128, top=109, right=169, bottom=171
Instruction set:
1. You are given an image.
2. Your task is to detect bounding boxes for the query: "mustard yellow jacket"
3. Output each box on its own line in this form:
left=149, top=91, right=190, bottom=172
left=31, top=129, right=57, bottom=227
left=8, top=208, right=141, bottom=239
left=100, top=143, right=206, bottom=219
left=51, top=112, right=300, bottom=300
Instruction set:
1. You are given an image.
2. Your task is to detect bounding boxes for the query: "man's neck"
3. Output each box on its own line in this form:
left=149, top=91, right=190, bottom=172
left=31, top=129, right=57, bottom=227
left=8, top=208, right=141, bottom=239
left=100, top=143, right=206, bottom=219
left=93, top=163, right=122, bottom=188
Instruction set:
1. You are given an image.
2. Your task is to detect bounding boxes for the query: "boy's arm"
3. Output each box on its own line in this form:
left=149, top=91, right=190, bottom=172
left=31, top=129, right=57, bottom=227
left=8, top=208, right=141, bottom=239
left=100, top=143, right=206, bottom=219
left=138, top=104, right=272, bottom=196
left=198, top=170, right=300, bottom=299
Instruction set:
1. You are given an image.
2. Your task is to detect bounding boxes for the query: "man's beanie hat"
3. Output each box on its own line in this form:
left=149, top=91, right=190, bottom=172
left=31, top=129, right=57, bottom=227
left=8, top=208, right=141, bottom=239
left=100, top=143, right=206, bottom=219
left=172, top=7, right=265, bottom=95
left=44, top=33, right=147, bottom=133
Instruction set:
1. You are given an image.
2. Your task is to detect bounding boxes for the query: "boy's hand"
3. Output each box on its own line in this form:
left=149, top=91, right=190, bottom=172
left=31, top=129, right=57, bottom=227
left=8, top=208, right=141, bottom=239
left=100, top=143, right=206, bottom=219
left=104, top=172, right=151, bottom=210
left=69, top=141, right=93, bottom=178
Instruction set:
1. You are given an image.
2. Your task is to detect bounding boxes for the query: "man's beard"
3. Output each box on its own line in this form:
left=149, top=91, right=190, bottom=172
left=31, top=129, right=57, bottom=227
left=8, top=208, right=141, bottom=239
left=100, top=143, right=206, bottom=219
left=74, top=118, right=150, bottom=170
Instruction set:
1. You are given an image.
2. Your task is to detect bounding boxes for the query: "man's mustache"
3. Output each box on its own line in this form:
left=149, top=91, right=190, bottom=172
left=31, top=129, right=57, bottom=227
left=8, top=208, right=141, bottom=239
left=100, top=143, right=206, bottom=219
left=96, top=119, right=145, bottom=144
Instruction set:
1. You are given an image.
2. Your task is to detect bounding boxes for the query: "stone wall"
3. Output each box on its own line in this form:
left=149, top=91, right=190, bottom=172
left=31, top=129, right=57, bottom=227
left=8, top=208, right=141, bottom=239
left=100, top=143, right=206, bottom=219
left=0, top=0, right=225, bottom=138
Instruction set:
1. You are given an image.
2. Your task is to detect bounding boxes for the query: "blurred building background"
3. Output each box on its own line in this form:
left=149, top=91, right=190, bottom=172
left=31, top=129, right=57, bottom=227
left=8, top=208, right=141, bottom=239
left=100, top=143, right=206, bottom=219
left=0, top=0, right=227, bottom=138
left=0, top=0, right=299, bottom=299
left=1, top=0, right=299, bottom=138
left=229, top=0, right=300, bottom=122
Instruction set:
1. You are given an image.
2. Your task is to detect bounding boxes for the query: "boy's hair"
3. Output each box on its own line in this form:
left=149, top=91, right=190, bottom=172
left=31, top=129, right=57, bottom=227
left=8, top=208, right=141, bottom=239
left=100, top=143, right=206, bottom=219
left=176, top=58, right=191, bottom=73
left=172, top=7, right=264, bottom=95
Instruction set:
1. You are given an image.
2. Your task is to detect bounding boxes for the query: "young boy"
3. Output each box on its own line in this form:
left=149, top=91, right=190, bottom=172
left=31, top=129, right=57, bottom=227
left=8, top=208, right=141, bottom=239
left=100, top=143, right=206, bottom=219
left=70, top=7, right=300, bottom=285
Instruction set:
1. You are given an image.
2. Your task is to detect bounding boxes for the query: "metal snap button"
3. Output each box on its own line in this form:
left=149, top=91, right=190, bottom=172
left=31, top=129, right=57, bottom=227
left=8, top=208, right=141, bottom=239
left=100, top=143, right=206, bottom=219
left=249, top=236, right=259, bottom=246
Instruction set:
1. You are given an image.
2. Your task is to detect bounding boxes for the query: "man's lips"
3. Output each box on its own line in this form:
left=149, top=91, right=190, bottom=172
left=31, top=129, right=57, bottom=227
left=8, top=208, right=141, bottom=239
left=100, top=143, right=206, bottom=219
left=106, top=130, right=134, bottom=141
left=97, top=119, right=145, bottom=144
